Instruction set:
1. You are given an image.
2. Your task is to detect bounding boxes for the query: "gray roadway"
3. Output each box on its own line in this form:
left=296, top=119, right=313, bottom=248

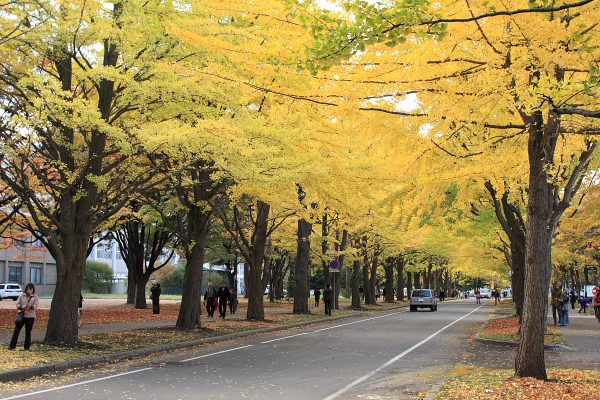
left=0, top=300, right=488, bottom=400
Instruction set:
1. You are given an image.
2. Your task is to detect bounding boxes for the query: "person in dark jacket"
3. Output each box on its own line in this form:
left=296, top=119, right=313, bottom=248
left=314, top=288, right=321, bottom=308
left=229, top=288, right=238, bottom=314
left=217, top=282, right=231, bottom=319
left=150, top=282, right=162, bottom=315
left=323, top=284, right=333, bottom=316
left=204, top=282, right=217, bottom=318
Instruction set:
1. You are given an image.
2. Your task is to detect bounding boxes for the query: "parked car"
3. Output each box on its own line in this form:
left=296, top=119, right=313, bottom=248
left=479, top=288, right=492, bottom=299
left=410, top=289, right=437, bottom=312
left=0, top=283, right=22, bottom=301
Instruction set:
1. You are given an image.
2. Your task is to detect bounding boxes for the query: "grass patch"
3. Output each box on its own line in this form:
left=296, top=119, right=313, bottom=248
left=435, top=365, right=600, bottom=400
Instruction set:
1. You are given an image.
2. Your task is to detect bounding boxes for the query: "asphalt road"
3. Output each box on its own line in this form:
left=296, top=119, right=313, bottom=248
left=0, top=300, right=488, bottom=400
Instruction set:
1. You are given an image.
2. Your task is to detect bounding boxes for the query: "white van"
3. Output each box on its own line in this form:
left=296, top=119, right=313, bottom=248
left=0, top=283, right=23, bottom=301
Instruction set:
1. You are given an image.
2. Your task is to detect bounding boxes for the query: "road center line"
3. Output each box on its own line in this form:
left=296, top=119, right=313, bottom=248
left=312, top=311, right=407, bottom=333
left=0, top=367, right=153, bottom=400
left=322, top=305, right=485, bottom=400
left=261, top=310, right=408, bottom=344
left=179, top=344, right=254, bottom=362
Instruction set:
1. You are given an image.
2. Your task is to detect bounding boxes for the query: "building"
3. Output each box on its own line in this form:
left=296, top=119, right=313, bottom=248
left=0, top=232, right=237, bottom=297
left=0, top=235, right=56, bottom=296
left=0, top=234, right=129, bottom=296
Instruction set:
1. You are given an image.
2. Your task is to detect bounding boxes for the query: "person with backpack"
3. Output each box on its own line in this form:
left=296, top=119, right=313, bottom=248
left=203, top=281, right=217, bottom=318
left=9, top=283, right=39, bottom=351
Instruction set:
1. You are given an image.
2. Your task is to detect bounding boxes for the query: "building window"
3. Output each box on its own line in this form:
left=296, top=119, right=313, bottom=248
left=30, top=267, right=43, bottom=284
left=8, top=267, right=22, bottom=283
left=96, top=242, right=112, bottom=259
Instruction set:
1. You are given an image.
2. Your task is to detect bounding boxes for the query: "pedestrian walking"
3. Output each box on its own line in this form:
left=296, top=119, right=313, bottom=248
left=578, top=297, right=588, bottom=313
left=229, top=288, right=238, bottom=314
left=570, top=289, right=577, bottom=310
left=439, top=289, right=445, bottom=302
left=203, top=281, right=217, bottom=318
left=217, top=282, right=231, bottom=319
left=594, top=290, right=600, bottom=323
left=323, top=284, right=333, bottom=316
left=558, top=289, right=570, bottom=326
left=550, top=282, right=561, bottom=326
left=475, top=288, right=481, bottom=305
left=150, top=281, right=161, bottom=315
left=9, top=283, right=39, bottom=351
left=493, top=289, right=501, bottom=305
left=314, top=288, right=321, bottom=307
left=78, top=294, right=84, bottom=327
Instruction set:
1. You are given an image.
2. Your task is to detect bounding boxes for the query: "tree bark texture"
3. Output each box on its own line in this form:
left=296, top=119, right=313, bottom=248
left=369, top=252, right=379, bottom=304
left=515, top=113, right=554, bottom=380
left=384, top=257, right=394, bottom=303
left=396, top=259, right=405, bottom=301
left=246, top=202, right=270, bottom=321
left=351, top=259, right=361, bottom=308
left=44, top=233, right=88, bottom=344
left=293, top=218, right=311, bottom=314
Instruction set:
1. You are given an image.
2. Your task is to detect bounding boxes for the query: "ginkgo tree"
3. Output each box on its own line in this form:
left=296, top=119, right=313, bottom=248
left=292, top=0, right=599, bottom=379
left=0, top=0, right=243, bottom=343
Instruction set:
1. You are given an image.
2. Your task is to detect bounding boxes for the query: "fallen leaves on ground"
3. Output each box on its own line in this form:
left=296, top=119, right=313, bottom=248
left=436, top=366, right=600, bottom=400
left=480, top=315, right=565, bottom=345
left=0, top=309, right=353, bottom=372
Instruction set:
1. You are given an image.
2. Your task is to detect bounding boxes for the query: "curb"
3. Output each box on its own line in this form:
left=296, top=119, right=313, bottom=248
left=0, top=311, right=376, bottom=383
left=473, top=333, right=573, bottom=351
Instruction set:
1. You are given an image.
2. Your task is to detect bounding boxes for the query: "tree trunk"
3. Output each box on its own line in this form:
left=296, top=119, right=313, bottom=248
left=406, top=271, right=413, bottom=299
left=351, top=259, right=361, bottom=308
left=414, top=271, right=420, bottom=289
left=321, top=213, right=331, bottom=287
left=396, top=259, right=405, bottom=301
left=369, top=252, right=379, bottom=303
left=362, top=258, right=372, bottom=305
left=44, top=237, right=87, bottom=344
left=384, top=258, right=394, bottom=303
left=176, top=210, right=209, bottom=329
left=127, top=274, right=135, bottom=304
left=243, top=263, right=250, bottom=298
left=336, top=230, right=348, bottom=309
left=515, top=115, right=553, bottom=380
left=425, top=263, right=432, bottom=289
left=512, top=244, right=525, bottom=318
left=134, top=277, right=149, bottom=309
left=176, top=240, right=206, bottom=329
left=246, top=201, right=270, bottom=321
left=293, top=218, right=311, bottom=314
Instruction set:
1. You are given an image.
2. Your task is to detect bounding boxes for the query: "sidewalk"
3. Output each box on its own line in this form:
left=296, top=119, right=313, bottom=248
left=552, top=310, right=600, bottom=364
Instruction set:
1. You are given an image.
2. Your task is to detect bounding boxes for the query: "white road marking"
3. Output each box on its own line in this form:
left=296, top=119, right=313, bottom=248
left=260, top=332, right=310, bottom=344
left=322, top=305, right=485, bottom=400
left=312, top=311, right=407, bottom=333
left=261, top=310, right=408, bottom=343
left=179, top=344, right=254, bottom=362
left=0, top=368, right=153, bottom=400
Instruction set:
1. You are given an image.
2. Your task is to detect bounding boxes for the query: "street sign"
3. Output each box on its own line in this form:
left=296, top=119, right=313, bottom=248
left=593, top=286, right=599, bottom=296
left=329, top=259, right=339, bottom=273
